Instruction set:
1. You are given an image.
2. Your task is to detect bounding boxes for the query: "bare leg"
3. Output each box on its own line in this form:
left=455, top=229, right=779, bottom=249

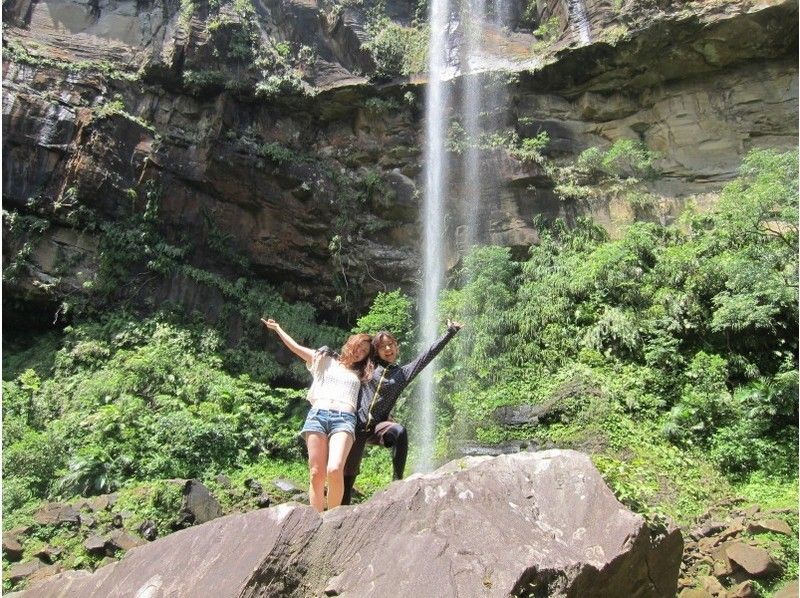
left=306, top=432, right=328, bottom=513
left=326, top=431, right=354, bottom=509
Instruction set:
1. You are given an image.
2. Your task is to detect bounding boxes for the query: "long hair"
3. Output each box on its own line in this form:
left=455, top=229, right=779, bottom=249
left=371, top=331, right=399, bottom=365
left=339, top=333, right=374, bottom=382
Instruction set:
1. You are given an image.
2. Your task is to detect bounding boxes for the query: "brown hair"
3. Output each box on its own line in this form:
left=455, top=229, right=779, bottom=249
left=339, top=333, right=373, bottom=382
left=371, top=331, right=398, bottom=356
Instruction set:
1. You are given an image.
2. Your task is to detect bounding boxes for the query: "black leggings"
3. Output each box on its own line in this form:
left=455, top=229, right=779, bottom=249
left=342, top=423, right=408, bottom=505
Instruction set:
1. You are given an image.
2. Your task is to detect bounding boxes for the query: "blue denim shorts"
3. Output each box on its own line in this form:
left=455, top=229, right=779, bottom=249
left=301, top=408, right=357, bottom=439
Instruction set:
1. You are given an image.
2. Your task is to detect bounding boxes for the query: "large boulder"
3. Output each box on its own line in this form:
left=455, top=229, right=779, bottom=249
left=10, top=450, right=682, bottom=597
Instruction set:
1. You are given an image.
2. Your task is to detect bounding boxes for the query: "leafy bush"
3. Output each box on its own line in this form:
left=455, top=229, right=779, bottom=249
left=532, top=16, right=561, bottom=51
left=182, top=69, right=228, bottom=94
left=352, top=290, right=413, bottom=347
left=434, top=148, right=798, bottom=495
left=364, top=18, right=428, bottom=81
left=2, top=311, right=310, bottom=514
left=576, top=139, right=658, bottom=180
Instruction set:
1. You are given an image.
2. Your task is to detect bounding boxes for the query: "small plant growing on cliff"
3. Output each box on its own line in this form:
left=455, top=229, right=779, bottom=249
left=257, top=142, right=299, bottom=165
left=511, top=131, right=550, bottom=163
left=96, top=99, right=125, bottom=119
left=179, top=0, right=196, bottom=29
left=183, top=70, right=228, bottom=95
left=446, top=121, right=469, bottom=154
left=364, top=97, right=401, bottom=114
left=577, top=139, right=658, bottom=180
left=532, top=16, right=561, bottom=52
left=364, top=18, right=428, bottom=81
left=254, top=72, right=304, bottom=99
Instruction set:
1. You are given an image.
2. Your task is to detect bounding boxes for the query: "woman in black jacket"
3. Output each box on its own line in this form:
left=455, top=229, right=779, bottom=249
left=341, top=319, right=462, bottom=505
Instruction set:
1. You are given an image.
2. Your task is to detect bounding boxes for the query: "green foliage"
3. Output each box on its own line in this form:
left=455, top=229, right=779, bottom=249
left=89, top=181, right=187, bottom=298
left=552, top=139, right=660, bottom=206
left=364, top=18, right=428, bottom=81
left=95, top=99, right=125, bottom=119
left=434, top=148, right=798, bottom=518
left=511, top=132, right=550, bottom=163
left=532, top=16, right=561, bottom=51
left=182, top=69, right=228, bottom=94
left=179, top=0, right=196, bottom=29
left=257, top=141, right=300, bottom=165
left=254, top=72, right=304, bottom=98
left=352, top=290, right=413, bottom=346
left=1, top=311, right=310, bottom=515
left=114, top=480, right=185, bottom=536
left=2, top=209, right=51, bottom=283
left=446, top=124, right=549, bottom=164
left=363, top=96, right=402, bottom=114
left=2, top=39, right=138, bottom=81
left=94, top=98, right=155, bottom=132
left=577, top=139, right=658, bottom=179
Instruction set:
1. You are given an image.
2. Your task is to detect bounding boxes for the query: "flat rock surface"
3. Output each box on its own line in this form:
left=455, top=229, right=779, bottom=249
left=11, top=450, right=682, bottom=598
left=726, top=542, right=781, bottom=577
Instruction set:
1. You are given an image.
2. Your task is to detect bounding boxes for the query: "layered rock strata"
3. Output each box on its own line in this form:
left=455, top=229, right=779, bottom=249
left=2, top=0, right=797, bottom=320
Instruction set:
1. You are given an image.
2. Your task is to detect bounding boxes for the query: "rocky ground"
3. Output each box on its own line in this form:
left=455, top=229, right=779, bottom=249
left=2, top=455, right=797, bottom=596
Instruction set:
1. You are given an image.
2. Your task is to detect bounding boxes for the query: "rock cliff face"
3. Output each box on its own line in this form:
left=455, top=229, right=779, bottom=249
left=2, top=0, right=797, bottom=323
left=8, top=451, right=684, bottom=597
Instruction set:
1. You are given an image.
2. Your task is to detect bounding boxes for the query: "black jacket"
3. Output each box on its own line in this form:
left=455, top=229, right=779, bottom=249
left=356, top=325, right=459, bottom=431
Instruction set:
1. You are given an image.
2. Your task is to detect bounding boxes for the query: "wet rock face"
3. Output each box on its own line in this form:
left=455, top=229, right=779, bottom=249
left=10, top=450, right=684, bottom=598
left=2, top=0, right=797, bottom=319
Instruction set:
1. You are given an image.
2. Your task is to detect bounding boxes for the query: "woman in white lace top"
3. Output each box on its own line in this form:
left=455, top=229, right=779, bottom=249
left=262, top=318, right=372, bottom=511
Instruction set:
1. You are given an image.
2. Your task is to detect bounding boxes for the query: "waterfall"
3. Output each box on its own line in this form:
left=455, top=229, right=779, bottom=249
left=416, top=0, right=514, bottom=473
left=462, top=0, right=511, bottom=250
left=568, top=0, right=592, bottom=44
left=416, top=0, right=451, bottom=473
left=462, top=0, right=487, bottom=251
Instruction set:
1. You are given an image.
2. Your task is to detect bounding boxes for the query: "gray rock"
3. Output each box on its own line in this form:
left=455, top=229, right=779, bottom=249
left=492, top=403, right=546, bottom=426
left=79, top=513, right=96, bottom=528
left=83, top=535, right=107, bottom=555
left=747, top=518, right=793, bottom=537
left=690, top=520, right=727, bottom=541
left=742, top=505, right=761, bottom=518
left=7, top=560, right=45, bottom=584
left=32, top=545, right=61, bottom=563
left=729, top=580, right=757, bottom=598
left=111, top=511, right=133, bottom=528
left=726, top=542, right=782, bottom=577
left=12, top=450, right=683, bottom=598
left=33, top=503, right=80, bottom=526
left=273, top=479, right=304, bottom=494
left=700, top=575, right=726, bottom=596
left=106, top=530, right=146, bottom=552
left=774, top=580, right=799, bottom=598
left=87, top=494, right=117, bottom=512
left=244, top=478, right=263, bottom=495
left=2, top=531, right=25, bottom=562
left=180, top=479, right=223, bottom=525
left=137, top=520, right=158, bottom=541
left=27, top=564, right=65, bottom=588
left=456, top=440, right=535, bottom=457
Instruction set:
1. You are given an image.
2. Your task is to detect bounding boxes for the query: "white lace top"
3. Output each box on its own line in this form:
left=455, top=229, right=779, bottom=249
left=305, top=350, right=360, bottom=412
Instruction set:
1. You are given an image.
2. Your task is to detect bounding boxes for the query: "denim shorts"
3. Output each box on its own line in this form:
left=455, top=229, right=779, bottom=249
left=301, top=408, right=357, bottom=439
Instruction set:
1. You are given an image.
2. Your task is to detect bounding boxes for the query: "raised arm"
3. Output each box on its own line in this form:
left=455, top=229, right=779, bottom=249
left=261, top=318, right=315, bottom=365
left=400, top=320, right=463, bottom=383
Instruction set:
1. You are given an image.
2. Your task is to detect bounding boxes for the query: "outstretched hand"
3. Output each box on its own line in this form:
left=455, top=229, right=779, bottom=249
left=261, top=318, right=280, bottom=332
left=447, top=319, right=464, bottom=330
